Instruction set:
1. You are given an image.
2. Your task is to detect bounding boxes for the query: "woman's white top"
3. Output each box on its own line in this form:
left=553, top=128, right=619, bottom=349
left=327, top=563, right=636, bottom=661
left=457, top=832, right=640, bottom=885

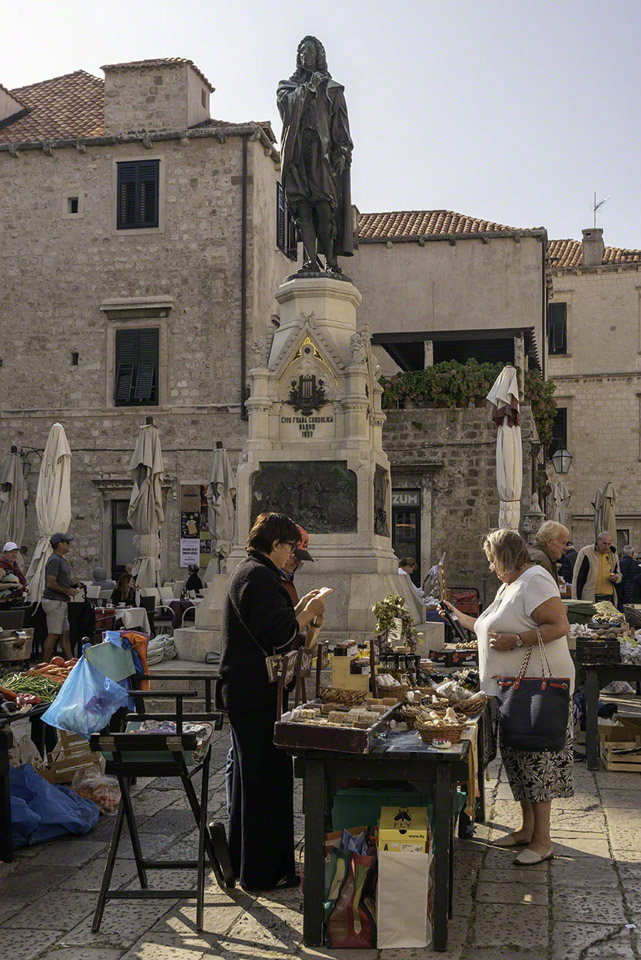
left=475, top=566, right=575, bottom=696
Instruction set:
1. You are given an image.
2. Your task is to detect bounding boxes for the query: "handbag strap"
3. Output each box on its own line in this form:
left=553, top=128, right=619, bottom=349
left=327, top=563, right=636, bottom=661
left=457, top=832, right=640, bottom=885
left=515, top=627, right=552, bottom=681
left=227, top=592, right=271, bottom=662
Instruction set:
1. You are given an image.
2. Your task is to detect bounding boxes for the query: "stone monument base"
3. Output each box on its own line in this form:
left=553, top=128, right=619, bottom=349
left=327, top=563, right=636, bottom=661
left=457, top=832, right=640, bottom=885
left=173, top=569, right=426, bottom=662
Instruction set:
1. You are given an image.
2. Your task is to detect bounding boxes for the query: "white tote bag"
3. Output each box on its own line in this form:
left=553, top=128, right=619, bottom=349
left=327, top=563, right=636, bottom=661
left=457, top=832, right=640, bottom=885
left=376, top=849, right=432, bottom=948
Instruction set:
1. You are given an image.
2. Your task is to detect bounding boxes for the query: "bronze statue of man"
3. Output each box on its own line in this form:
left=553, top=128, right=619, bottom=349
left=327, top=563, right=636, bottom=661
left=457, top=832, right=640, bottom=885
left=277, top=36, right=354, bottom=274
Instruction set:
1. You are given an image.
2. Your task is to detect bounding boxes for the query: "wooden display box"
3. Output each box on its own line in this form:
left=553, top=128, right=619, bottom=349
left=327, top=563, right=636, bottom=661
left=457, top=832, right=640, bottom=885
left=599, top=722, right=641, bottom=772
left=274, top=701, right=398, bottom=755
left=39, top=731, right=105, bottom=784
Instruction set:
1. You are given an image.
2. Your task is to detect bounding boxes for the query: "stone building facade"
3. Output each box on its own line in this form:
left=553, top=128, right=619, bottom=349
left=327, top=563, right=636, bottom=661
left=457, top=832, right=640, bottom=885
left=547, top=229, right=641, bottom=551
left=0, top=59, right=295, bottom=580
left=382, top=407, right=535, bottom=601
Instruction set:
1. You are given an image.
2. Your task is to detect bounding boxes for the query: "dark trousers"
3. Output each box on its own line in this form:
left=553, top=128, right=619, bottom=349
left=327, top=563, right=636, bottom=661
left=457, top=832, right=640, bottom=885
left=228, top=701, right=295, bottom=890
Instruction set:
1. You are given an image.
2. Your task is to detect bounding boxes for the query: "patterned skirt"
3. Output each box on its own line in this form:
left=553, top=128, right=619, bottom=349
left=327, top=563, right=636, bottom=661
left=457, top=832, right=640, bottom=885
left=500, top=719, right=574, bottom=803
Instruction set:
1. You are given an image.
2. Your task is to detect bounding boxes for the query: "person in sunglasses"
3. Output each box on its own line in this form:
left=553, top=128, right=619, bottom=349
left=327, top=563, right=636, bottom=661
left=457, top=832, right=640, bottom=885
left=216, top=512, right=325, bottom=891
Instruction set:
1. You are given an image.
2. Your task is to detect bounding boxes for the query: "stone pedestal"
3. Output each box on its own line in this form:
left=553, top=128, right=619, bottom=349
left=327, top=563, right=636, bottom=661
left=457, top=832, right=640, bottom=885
left=174, top=276, right=424, bottom=661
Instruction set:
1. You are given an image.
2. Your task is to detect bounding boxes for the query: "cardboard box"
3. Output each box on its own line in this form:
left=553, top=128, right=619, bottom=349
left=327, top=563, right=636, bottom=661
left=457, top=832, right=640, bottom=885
left=379, top=806, right=429, bottom=853
left=598, top=721, right=641, bottom=772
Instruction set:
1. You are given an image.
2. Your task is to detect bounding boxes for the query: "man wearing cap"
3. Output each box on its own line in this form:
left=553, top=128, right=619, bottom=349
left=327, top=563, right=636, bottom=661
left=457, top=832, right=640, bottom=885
left=0, top=542, right=28, bottom=608
left=42, top=533, right=79, bottom=661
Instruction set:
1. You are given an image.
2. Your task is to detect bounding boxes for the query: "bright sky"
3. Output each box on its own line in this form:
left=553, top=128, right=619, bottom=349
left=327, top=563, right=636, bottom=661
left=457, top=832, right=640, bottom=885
left=6, top=0, right=641, bottom=248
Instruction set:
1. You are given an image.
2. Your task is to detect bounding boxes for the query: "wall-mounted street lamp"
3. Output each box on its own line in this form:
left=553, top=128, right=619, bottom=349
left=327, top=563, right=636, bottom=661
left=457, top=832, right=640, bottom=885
left=551, top=447, right=573, bottom=475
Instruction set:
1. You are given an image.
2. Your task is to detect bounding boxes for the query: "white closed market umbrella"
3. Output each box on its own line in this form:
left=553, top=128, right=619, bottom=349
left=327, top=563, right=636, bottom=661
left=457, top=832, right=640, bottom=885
left=26, top=423, right=72, bottom=603
left=486, top=365, right=522, bottom=530
left=206, top=443, right=236, bottom=574
left=0, top=447, right=28, bottom=548
left=600, top=482, right=617, bottom=539
left=128, top=422, right=164, bottom=587
left=592, top=488, right=603, bottom=541
left=549, top=480, right=571, bottom=526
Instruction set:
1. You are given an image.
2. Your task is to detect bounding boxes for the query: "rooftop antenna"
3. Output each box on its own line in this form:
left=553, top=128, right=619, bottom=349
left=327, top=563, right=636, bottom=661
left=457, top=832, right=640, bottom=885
left=593, top=191, right=610, bottom=228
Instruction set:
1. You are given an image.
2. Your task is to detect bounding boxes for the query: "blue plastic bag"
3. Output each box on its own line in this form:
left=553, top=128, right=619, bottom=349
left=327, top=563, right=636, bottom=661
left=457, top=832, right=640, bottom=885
left=41, top=644, right=130, bottom=738
left=10, top=763, right=100, bottom=847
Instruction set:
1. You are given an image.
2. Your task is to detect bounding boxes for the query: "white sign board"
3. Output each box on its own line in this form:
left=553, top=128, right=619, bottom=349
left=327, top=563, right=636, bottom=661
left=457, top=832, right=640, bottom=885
left=180, top=538, right=200, bottom=568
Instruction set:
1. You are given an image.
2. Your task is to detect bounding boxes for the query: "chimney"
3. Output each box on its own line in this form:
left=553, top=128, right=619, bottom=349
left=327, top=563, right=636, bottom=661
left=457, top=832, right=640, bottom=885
left=582, top=227, right=604, bottom=267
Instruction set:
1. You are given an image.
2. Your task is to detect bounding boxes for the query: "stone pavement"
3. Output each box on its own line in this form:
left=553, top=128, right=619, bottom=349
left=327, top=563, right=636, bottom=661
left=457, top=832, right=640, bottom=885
left=1, top=727, right=641, bottom=960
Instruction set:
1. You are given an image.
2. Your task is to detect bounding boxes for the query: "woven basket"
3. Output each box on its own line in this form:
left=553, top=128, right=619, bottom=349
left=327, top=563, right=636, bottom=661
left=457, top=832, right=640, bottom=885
left=451, top=693, right=488, bottom=715
left=375, top=682, right=408, bottom=701
left=399, top=705, right=420, bottom=729
left=318, top=686, right=367, bottom=706
left=415, top=717, right=467, bottom=744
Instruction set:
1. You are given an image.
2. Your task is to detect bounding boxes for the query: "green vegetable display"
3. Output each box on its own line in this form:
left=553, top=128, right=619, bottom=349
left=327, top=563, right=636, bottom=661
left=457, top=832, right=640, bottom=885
left=0, top=673, right=61, bottom=704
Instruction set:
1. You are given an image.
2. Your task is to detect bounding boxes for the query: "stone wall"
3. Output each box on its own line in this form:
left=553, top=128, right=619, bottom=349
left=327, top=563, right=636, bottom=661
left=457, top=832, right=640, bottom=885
left=103, top=62, right=210, bottom=134
left=548, top=265, right=641, bottom=550
left=383, top=406, right=535, bottom=601
left=350, top=234, right=546, bottom=364
left=0, top=130, right=290, bottom=581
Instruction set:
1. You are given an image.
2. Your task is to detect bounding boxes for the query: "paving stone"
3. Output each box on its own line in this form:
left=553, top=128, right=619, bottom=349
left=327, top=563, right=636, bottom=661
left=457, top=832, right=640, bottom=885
left=298, top=948, right=377, bottom=960
left=475, top=880, right=547, bottom=906
left=59, top=899, right=178, bottom=949
left=0, top=898, right=27, bottom=922
left=0, top=928, right=65, bottom=959
left=461, top=950, right=543, bottom=960
left=151, top=893, right=247, bottom=938
left=63, top=858, right=139, bottom=891
left=594, top=772, right=641, bottom=789
left=0, top=863, right=77, bottom=896
left=120, top=933, right=208, bottom=959
left=598, top=790, right=641, bottom=808
left=4, top=893, right=95, bottom=931
left=220, top=907, right=303, bottom=958
left=478, top=865, right=548, bottom=885
left=46, top=949, right=124, bottom=960
left=551, top=836, right=612, bottom=859
left=128, top=789, right=186, bottom=817
left=552, top=888, right=628, bottom=924
left=114, top=832, right=176, bottom=860
left=138, top=805, right=200, bottom=836
left=28, top=839, right=108, bottom=866
left=551, top=921, right=636, bottom=959
left=550, top=857, right=619, bottom=886
left=473, top=903, right=549, bottom=950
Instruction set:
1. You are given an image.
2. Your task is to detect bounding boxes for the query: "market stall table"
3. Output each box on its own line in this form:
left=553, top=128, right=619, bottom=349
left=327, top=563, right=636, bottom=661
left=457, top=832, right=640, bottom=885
left=290, top=725, right=475, bottom=952
left=167, top=598, right=202, bottom=630
left=585, top=662, right=641, bottom=769
left=116, top=607, right=151, bottom=635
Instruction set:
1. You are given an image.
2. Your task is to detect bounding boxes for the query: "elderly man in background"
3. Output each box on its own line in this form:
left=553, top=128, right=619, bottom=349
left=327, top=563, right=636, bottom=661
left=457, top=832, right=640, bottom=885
left=572, top=531, right=622, bottom=603
left=0, top=541, right=28, bottom=608
left=529, top=521, right=569, bottom=585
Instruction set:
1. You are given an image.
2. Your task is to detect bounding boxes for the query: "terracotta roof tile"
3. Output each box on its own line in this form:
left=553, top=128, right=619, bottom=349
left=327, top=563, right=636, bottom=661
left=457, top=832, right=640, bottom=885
left=0, top=70, right=103, bottom=143
left=357, top=209, right=539, bottom=239
left=100, top=57, right=214, bottom=92
left=548, top=238, right=641, bottom=269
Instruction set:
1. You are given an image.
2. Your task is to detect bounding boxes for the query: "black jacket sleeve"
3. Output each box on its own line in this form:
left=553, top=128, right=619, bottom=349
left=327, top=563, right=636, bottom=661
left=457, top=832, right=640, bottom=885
left=576, top=555, right=589, bottom=600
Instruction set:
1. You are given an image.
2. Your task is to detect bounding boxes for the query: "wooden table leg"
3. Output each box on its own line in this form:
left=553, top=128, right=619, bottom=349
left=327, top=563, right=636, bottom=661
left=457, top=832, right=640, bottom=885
left=585, top=667, right=600, bottom=771
left=0, top=727, right=14, bottom=862
left=432, top=762, right=452, bottom=951
left=302, top=758, right=326, bottom=947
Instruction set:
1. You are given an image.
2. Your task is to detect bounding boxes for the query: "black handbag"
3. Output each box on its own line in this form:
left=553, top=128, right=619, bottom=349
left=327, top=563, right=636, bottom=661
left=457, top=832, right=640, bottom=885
left=494, top=629, right=571, bottom=752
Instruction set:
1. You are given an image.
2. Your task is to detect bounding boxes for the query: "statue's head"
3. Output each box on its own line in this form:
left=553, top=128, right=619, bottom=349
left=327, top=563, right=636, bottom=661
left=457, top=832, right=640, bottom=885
left=295, top=36, right=329, bottom=76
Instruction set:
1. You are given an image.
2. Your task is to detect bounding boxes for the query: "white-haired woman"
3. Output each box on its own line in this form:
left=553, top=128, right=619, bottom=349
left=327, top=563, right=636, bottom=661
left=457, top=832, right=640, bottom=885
left=442, top=529, right=574, bottom=865
left=529, top=520, right=569, bottom=584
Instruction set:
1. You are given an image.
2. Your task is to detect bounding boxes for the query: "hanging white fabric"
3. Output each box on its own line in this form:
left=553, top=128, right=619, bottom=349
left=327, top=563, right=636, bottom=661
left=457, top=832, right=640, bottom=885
left=127, top=423, right=164, bottom=588
left=486, top=365, right=522, bottom=530
left=26, top=424, right=72, bottom=603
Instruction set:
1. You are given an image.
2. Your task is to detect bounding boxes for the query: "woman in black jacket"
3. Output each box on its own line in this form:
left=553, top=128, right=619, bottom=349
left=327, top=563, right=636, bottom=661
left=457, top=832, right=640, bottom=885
left=217, top=512, right=325, bottom=890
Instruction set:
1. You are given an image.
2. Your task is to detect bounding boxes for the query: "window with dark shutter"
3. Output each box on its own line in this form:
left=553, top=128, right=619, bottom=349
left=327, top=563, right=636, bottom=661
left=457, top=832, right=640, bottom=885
left=117, top=161, right=160, bottom=230
left=548, top=407, right=567, bottom=458
left=547, top=302, right=567, bottom=355
left=115, top=328, right=159, bottom=406
left=276, top=182, right=298, bottom=261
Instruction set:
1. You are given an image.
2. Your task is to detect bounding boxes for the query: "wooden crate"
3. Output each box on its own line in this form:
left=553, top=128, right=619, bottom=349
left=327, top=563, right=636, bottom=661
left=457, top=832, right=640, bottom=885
left=599, top=725, right=641, bottom=772
left=39, top=731, right=104, bottom=784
